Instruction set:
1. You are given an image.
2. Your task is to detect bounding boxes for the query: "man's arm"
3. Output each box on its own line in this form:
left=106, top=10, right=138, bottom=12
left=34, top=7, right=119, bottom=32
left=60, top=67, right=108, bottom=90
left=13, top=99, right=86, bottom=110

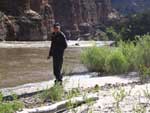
left=47, top=34, right=54, bottom=59
left=48, top=42, right=53, bottom=56
left=61, top=32, right=68, bottom=49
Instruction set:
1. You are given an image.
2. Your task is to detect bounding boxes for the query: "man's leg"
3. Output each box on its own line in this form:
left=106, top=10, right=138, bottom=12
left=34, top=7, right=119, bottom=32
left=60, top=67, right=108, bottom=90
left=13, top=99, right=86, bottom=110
left=53, top=55, right=63, bottom=83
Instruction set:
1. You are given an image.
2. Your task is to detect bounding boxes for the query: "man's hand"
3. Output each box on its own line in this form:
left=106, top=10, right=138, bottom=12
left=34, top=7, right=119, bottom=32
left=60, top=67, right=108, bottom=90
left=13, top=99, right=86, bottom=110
left=47, top=56, right=51, bottom=60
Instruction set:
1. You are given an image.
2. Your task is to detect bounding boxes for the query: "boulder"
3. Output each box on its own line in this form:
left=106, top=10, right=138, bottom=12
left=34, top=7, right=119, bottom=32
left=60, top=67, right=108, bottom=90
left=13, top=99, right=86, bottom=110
left=16, top=10, right=44, bottom=41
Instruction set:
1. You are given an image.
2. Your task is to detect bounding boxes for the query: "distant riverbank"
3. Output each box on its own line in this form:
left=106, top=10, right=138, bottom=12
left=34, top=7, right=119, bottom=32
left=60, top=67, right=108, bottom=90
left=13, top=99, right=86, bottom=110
left=0, top=41, right=114, bottom=48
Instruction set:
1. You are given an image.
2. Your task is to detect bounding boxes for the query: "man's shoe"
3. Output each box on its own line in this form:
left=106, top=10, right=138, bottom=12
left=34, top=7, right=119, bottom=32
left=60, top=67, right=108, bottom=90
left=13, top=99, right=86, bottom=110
left=54, top=80, right=63, bottom=86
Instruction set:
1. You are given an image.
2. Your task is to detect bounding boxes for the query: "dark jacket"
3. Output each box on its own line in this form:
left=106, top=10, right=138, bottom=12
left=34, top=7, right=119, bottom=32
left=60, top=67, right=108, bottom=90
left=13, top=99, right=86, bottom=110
left=49, top=31, right=67, bottom=57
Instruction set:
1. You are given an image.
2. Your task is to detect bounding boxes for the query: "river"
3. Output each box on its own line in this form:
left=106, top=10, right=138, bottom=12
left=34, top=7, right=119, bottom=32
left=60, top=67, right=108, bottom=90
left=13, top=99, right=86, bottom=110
left=0, top=41, right=113, bottom=88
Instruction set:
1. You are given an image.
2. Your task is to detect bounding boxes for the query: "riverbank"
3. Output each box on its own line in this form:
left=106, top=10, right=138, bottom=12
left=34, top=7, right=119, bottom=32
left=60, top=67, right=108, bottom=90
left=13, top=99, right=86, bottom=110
left=0, top=72, right=139, bottom=97
left=0, top=41, right=114, bottom=48
left=1, top=72, right=150, bottom=113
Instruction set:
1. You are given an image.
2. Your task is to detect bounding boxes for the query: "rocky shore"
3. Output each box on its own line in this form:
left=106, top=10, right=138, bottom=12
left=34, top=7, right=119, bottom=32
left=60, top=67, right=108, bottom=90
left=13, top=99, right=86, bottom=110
left=1, top=72, right=150, bottom=113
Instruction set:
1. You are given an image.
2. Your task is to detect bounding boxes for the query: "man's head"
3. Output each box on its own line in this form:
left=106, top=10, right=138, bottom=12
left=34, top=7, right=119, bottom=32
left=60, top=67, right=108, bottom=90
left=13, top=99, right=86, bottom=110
left=53, top=23, right=61, bottom=33
left=42, top=0, right=48, bottom=5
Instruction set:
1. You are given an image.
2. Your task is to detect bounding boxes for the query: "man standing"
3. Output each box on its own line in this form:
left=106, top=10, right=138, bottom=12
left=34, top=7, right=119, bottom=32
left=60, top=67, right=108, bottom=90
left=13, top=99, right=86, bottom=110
left=47, top=23, right=67, bottom=85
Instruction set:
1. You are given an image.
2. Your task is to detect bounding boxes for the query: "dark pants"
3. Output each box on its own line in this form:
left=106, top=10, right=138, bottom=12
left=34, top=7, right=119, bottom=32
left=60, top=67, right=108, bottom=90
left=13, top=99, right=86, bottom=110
left=52, top=50, right=64, bottom=82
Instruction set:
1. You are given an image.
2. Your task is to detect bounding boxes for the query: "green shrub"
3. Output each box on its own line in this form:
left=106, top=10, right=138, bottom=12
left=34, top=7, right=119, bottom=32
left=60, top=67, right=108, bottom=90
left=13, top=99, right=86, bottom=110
left=106, top=27, right=122, bottom=41
left=40, top=84, right=64, bottom=102
left=81, top=35, right=150, bottom=75
left=139, top=65, right=150, bottom=83
left=105, top=49, right=129, bottom=74
left=118, top=35, right=150, bottom=71
left=118, top=41, right=139, bottom=71
left=137, top=35, right=150, bottom=67
left=66, top=88, right=81, bottom=99
left=81, top=46, right=129, bottom=74
left=0, top=92, right=24, bottom=113
left=81, top=46, right=110, bottom=72
left=0, top=92, right=3, bottom=102
left=133, top=103, right=146, bottom=113
left=0, top=101, right=24, bottom=113
left=0, top=103, right=14, bottom=113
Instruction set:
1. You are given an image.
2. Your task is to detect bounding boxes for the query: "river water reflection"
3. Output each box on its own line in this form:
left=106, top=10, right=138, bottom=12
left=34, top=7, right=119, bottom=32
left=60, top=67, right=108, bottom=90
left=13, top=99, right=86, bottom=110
left=0, top=47, right=85, bottom=88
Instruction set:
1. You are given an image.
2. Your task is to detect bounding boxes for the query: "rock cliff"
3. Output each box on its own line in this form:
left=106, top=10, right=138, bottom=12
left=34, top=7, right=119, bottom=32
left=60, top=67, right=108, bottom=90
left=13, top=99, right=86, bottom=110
left=0, top=0, right=112, bottom=41
left=112, top=0, right=150, bottom=15
left=51, top=0, right=112, bottom=39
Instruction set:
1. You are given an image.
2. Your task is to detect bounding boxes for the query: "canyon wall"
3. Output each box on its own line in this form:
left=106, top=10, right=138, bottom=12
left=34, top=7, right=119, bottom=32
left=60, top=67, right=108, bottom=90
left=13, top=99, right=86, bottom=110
left=0, top=0, right=112, bottom=40
left=112, top=0, right=150, bottom=15
left=51, top=0, right=111, bottom=33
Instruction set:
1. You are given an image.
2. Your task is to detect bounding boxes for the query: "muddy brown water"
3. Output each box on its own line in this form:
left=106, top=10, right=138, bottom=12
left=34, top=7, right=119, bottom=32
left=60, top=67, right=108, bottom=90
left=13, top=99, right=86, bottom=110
left=0, top=47, right=86, bottom=88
